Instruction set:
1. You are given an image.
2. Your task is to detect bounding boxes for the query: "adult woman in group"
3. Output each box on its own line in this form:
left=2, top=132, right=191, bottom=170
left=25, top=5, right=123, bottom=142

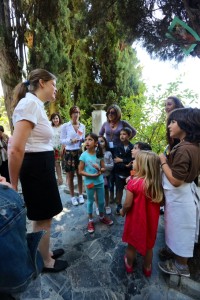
left=0, top=125, right=10, bottom=182
left=164, top=96, right=184, bottom=155
left=99, top=104, right=137, bottom=201
left=60, top=106, right=85, bottom=206
left=50, top=112, right=63, bottom=185
left=9, top=69, right=68, bottom=273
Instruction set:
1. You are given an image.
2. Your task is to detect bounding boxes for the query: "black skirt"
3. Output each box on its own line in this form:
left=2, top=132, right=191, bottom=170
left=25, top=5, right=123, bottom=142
left=20, top=151, right=63, bottom=221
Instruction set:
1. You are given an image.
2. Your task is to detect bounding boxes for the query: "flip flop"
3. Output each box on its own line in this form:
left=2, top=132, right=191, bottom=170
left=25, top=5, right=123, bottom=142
left=51, top=248, right=65, bottom=259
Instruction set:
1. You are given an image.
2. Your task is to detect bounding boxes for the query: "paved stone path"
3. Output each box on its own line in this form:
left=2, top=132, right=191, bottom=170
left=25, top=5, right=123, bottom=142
left=5, top=182, right=200, bottom=300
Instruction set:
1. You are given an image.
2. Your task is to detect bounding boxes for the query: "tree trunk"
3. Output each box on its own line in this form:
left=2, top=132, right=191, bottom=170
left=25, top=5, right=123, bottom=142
left=0, top=0, right=22, bottom=131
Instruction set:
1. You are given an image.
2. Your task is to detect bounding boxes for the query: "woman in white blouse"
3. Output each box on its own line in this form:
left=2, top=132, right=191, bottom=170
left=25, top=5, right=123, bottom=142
left=9, top=69, right=68, bottom=273
left=60, top=106, right=85, bottom=206
left=50, top=112, right=63, bottom=185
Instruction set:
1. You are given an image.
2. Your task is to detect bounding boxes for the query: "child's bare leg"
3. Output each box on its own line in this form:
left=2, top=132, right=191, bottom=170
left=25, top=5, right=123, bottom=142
left=175, top=255, right=188, bottom=266
left=55, top=161, right=63, bottom=184
left=144, top=249, right=153, bottom=270
left=126, top=244, right=136, bottom=266
left=88, top=213, right=93, bottom=219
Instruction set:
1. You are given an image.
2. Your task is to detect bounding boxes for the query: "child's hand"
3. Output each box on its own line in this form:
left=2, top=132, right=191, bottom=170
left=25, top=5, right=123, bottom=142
left=92, top=170, right=101, bottom=177
left=114, top=157, right=122, bottom=163
left=126, top=161, right=132, bottom=168
left=92, top=163, right=100, bottom=171
left=0, top=176, right=12, bottom=188
left=120, top=208, right=125, bottom=217
left=126, top=176, right=131, bottom=183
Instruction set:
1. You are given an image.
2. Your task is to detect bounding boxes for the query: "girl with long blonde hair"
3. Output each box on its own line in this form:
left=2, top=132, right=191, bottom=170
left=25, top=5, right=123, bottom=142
left=120, top=151, right=164, bottom=276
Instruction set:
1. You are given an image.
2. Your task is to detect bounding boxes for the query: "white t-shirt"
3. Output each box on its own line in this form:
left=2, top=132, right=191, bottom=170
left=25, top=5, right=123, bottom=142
left=12, top=92, right=53, bottom=152
left=60, top=121, right=85, bottom=150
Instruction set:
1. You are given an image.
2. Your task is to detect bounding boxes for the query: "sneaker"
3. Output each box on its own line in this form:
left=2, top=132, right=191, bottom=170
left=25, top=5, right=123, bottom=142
left=71, top=197, right=78, bottom=206
left=78, top=195, right=84, bottom=204
left=87, top=221, right=95, bottom=233
left=100, top=216, right=113, bottom=226
left=158, top=259, right=190, bottom=277
left=96, top=207, right=99, bottom=216
left=105, top=206, right=111, bottom=215
left=116, top=204, right=122, bottom=215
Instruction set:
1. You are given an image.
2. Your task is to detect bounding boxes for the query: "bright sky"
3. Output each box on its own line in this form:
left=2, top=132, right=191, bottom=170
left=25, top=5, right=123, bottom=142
left=134, top=44, right=200, bottom=108
left=1, top=45, right=200, bottom=108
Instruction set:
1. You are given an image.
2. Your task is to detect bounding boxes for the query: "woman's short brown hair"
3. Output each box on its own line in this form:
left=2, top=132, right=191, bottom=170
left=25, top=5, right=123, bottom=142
left=69, top=106, right=80, bottom=117
left=106, top=104, right=121, bottom=122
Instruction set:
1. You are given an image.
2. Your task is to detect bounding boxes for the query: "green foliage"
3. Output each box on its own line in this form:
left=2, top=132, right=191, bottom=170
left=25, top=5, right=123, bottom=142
left=57, top=101, right=92, bottom=133
left=120, top=80, right=199, bottom=154
left=0, top=97, right=10, bottom=134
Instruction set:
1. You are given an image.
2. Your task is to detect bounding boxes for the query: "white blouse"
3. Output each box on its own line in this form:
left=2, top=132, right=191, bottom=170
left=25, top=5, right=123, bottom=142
left=51, top=125, right=62, bottom=149
left=12, top=92, right=53, bottom=152
left=60, top=121, right=85, bottom=150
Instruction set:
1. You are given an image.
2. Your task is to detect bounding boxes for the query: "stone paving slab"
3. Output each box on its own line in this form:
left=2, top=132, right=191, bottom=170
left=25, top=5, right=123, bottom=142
left=3, top=182, right=200, bottom=300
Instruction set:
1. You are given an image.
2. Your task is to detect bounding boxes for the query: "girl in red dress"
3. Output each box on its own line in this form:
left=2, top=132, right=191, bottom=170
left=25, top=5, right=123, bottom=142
left=120, top=151, right=164, bottom=276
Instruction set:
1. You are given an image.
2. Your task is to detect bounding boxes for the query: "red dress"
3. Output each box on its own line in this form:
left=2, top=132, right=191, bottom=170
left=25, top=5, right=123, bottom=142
left=122, top=178, right=160, bottom=256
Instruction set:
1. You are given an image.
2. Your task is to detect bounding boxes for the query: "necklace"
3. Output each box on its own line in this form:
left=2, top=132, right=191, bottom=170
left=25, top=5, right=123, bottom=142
left=110, top=121, right=117, bottom=129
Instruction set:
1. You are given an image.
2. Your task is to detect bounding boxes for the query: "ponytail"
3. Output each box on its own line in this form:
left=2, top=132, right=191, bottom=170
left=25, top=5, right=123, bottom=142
left=12, top=68, right=56, bottom=109
left=12, top=82, right=29, bottom=109
left=96, top=141, right=103, bottom=158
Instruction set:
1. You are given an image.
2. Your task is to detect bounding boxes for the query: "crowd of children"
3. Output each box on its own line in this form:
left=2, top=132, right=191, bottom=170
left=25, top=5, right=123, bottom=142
left=4, top=86, right=200, bottom=281
left=76, top=107, right=200, bottom=279
left=47, top=104, right=200, bottom=279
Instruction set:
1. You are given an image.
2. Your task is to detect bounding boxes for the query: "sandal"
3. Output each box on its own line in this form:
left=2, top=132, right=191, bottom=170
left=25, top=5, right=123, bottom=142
left=124, top=255, right=134, bottom=273
left=158, top=259, right=190, bottom=277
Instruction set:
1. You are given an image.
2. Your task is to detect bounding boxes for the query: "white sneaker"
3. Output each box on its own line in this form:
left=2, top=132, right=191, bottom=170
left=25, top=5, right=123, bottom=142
left=105, top=206, right=111, bottom=215
left=78, top=195, right=84, bottom=204
left=71, top=197, right=78, bottom=206
left=96, top=207, right=99, bottom=216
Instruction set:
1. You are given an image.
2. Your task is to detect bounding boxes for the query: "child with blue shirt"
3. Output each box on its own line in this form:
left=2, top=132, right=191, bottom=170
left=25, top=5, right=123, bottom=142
left=79, top=133, right=113, bottom=233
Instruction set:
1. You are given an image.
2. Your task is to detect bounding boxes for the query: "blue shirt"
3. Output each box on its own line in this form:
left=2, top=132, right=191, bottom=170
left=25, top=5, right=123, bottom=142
left=79, top=150, right=104, bottom=186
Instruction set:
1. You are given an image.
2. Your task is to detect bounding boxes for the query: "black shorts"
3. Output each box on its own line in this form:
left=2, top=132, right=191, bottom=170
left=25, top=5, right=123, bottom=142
left=20, top=151, right=63, bottom=221
left=115, top=175, right=127, bottom=191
